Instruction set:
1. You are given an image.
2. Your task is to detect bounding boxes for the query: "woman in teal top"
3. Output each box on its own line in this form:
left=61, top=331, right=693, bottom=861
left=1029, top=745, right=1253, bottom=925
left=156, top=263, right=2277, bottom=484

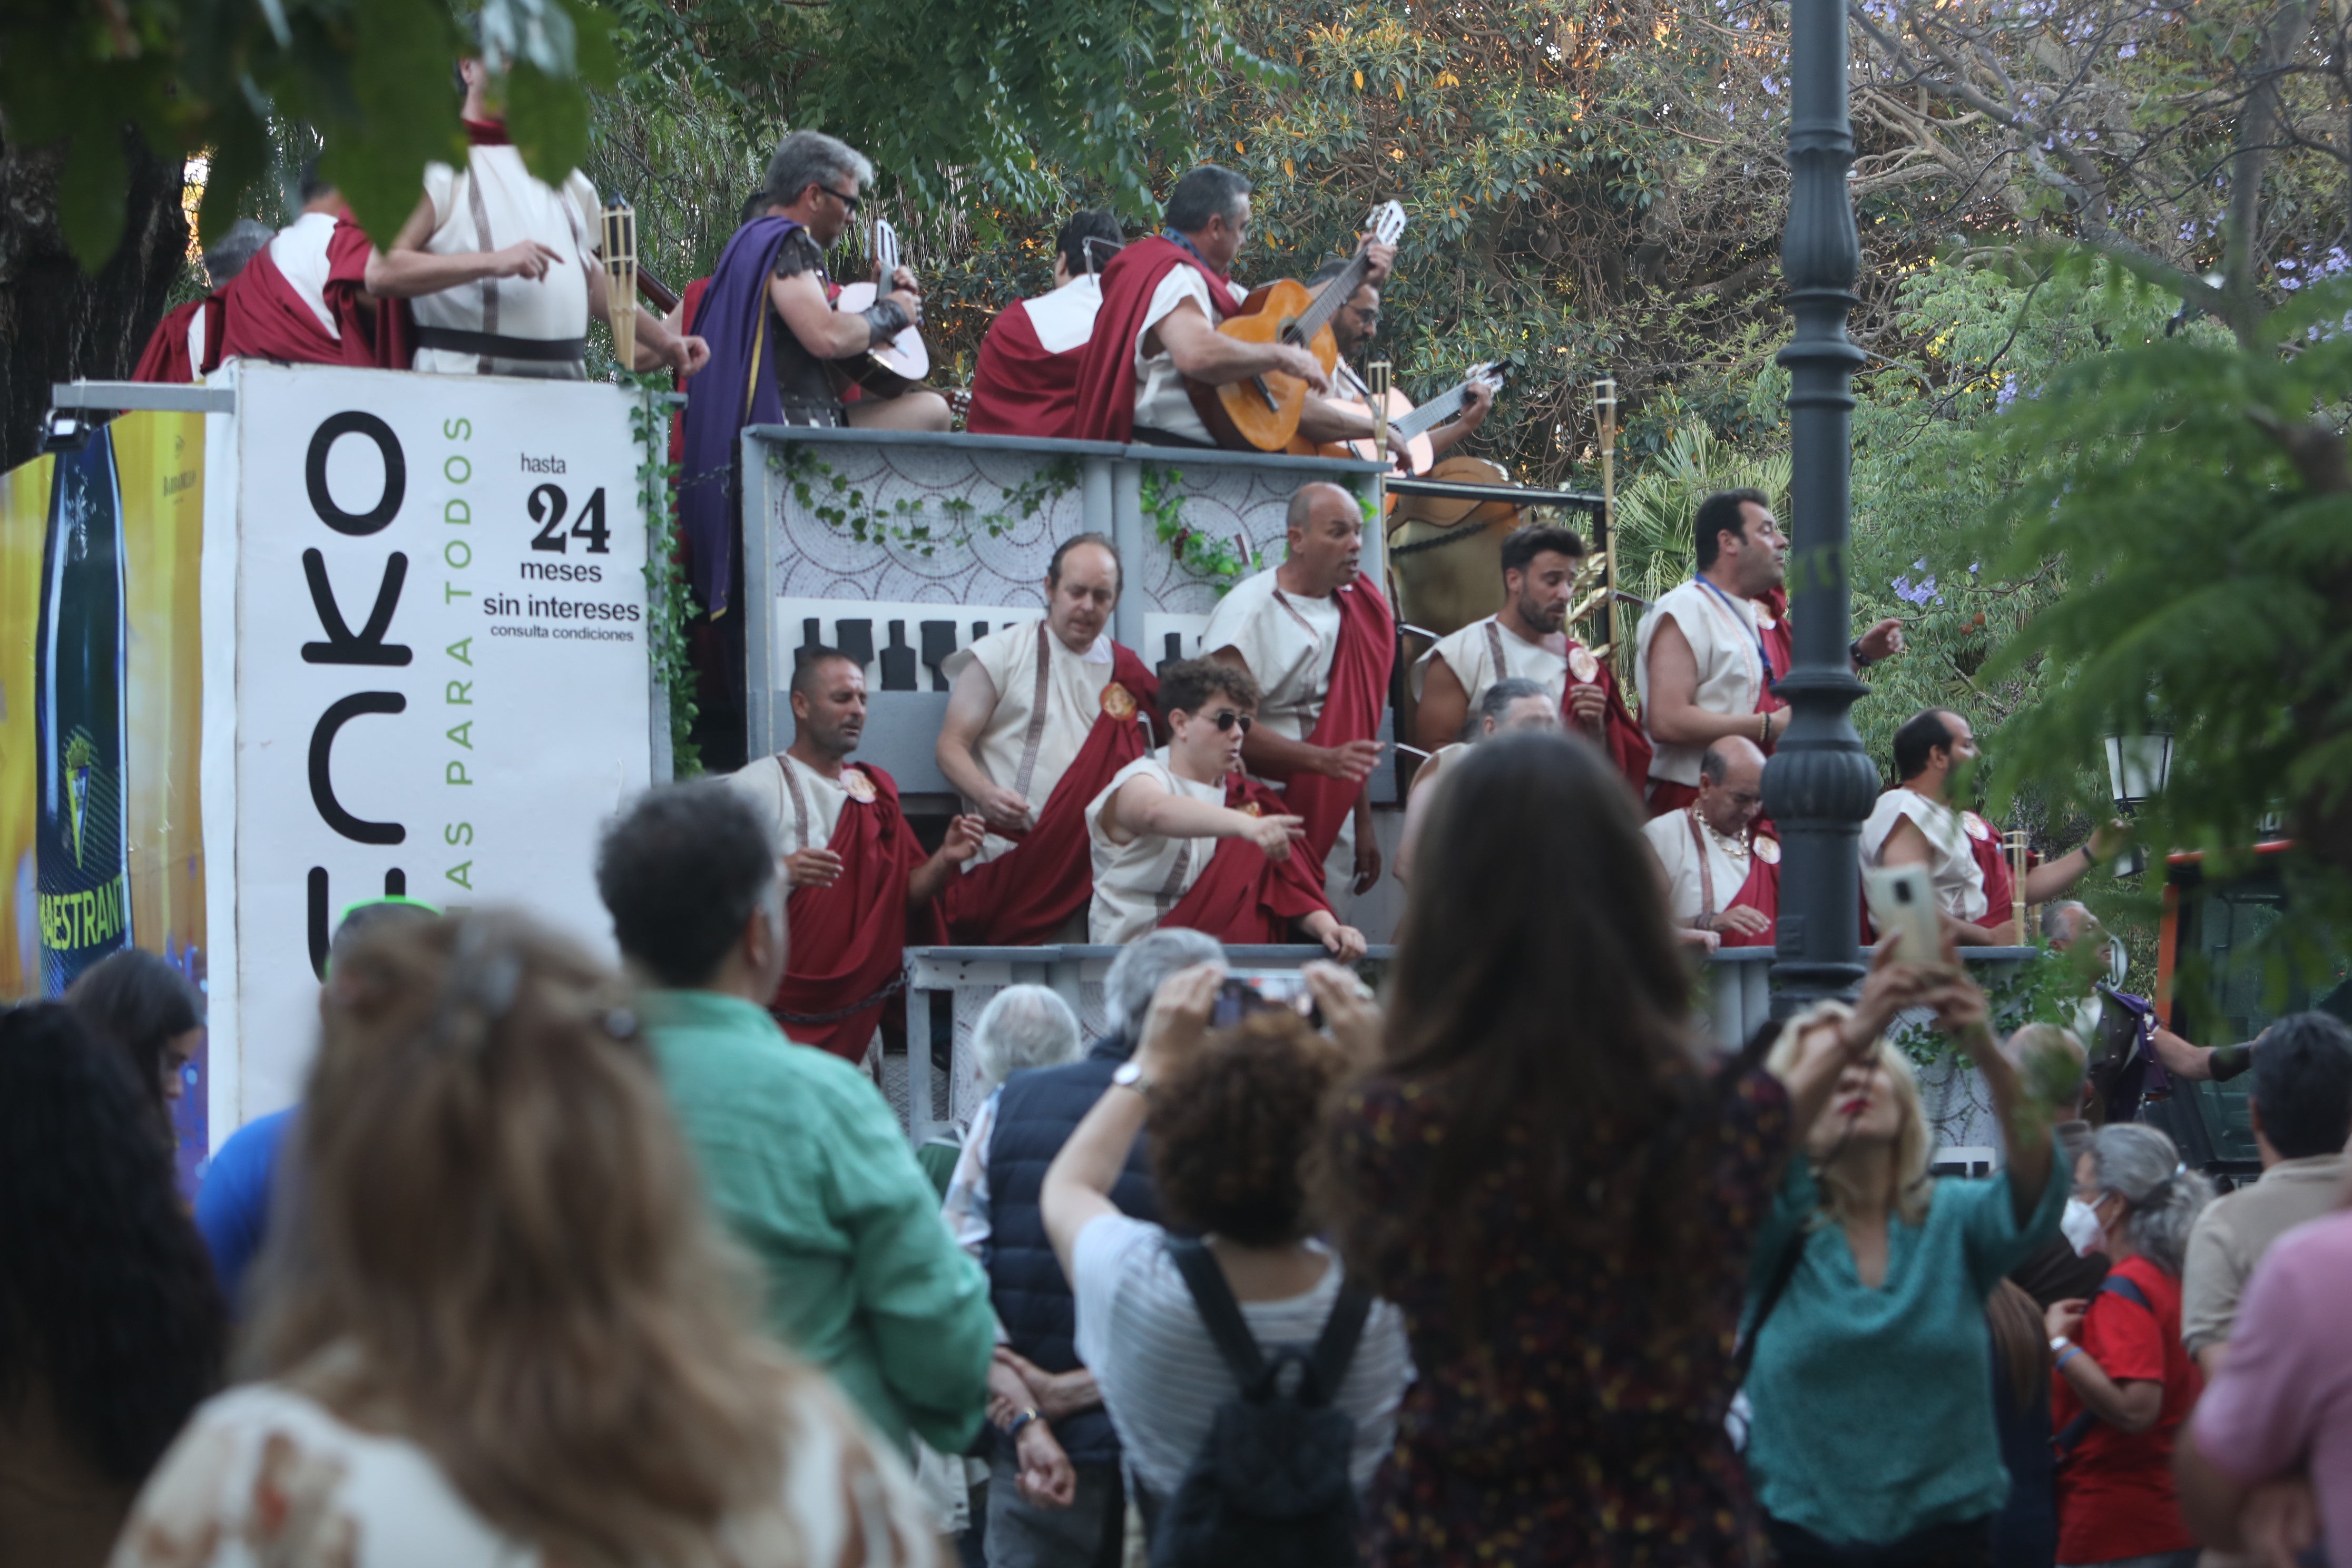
left=1743, top=958, right=2066, bottom=1566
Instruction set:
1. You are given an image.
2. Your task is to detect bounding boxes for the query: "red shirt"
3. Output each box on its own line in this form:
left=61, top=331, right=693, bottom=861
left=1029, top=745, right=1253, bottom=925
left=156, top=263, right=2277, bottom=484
left=2053, top=1254, right=2202, bottom=1562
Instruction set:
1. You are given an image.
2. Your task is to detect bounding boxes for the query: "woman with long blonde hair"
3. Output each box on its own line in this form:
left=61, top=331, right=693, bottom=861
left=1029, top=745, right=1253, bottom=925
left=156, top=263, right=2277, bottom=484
left=1743, top=954, right=2065, bottom=1567
left=110, top=910, right=935, bottom=1568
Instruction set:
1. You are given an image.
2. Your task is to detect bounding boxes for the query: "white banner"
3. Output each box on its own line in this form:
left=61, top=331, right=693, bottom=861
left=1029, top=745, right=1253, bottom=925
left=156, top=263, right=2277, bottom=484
left=220, top=365, right=652, bottom=1120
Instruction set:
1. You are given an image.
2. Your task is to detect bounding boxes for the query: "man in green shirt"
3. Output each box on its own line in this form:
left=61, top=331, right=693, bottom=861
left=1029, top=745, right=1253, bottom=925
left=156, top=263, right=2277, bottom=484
left=596, top=781, right=994, bottom=1457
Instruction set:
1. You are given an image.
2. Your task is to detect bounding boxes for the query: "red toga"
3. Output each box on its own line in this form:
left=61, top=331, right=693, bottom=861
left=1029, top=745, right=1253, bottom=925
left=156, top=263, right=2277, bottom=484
left=967, top=280, right=1101, bottom=439
left=1069, top=237, right=1238, bottom=443
left=769, top=761, right=935, bottom=1061
left=1158, top=775, right=1333, bottom=944
left=219, top=214, right=408, bottom=368
left=1562, top=639, right=1652, bottom=797
left=940, top=644, right=1161, bottom=945
left=1965, top=811, right=2020, bottom=934
left=133, top=297, right=224, bottom=384
left=1275, top=580, right=1396, bottom=867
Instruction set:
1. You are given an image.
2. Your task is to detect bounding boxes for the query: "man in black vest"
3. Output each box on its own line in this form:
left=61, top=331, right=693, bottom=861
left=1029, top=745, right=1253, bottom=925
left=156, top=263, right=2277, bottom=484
left=945, top=927, right=1223, bottom=1567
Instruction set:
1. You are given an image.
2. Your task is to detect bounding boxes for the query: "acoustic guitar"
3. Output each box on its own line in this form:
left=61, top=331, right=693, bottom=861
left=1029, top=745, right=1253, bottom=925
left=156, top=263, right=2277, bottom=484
left=1308, top=361, right=1510, bottom=473
left=829, top=217, right=933, bottom=397
left=1188, top=201, right=1408, bottom=452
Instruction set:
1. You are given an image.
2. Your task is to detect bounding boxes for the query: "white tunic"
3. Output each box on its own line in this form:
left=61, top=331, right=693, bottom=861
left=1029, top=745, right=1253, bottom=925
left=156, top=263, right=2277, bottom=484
left=943, top=620, right=1115, bottom=865
left=1024, top=272, right=1104, bottom=354
left=1642, top=807, right=1757, bottom=926
left=1199, top=567, right=1342, bottom=744
left=413, top=145, right=601, bottom=377
left=1859, top=786, right=1988, bottom=922
left=726, top=752, right=856, bottom=861
left=1133, top=266, right=1250, bottom=444
left=1635, top=578, right=1769, bottom=787
left=1413, top=613, right=1569, bottom=708
left=266, top=210, right=343, bottom=339
left=1085, top=751, right=1227, bottom=944
left=184, top=306, right=210, bottom=380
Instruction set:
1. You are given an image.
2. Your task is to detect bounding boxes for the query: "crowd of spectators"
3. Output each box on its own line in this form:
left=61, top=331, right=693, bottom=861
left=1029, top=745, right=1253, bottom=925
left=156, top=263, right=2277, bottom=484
left=2, top=728, right=2347, bottom=1568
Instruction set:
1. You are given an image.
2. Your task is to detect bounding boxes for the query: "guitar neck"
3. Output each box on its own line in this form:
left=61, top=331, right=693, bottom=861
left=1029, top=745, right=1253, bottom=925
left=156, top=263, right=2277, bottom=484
left=1288, top=252, right=1371, bottom=348
left=1392, top=380, right=1472, bottom=441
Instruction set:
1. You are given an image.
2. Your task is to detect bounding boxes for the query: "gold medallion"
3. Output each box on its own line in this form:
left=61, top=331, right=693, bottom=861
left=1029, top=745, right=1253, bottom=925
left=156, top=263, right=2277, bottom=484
left=1102, top=681, right=1138, bottom=720
left=1568, top=646, right=1601, bottom=684
left=1753, top=834, right=1781, bottom=866
left=842, top=768, right=878, bottom=805
left=1238, top=800, right=1263, bottom=818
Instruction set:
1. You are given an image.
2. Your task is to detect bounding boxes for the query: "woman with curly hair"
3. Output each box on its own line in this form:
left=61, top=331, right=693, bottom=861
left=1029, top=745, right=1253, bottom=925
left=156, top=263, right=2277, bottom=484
left=1317, top=729, right=1932, bottom=1567
left=1038, top=961, right=1413, bottom=1525
left=0, top=1003, right=223, bottom=1566
left=112, top=909, right=938, bottom=1568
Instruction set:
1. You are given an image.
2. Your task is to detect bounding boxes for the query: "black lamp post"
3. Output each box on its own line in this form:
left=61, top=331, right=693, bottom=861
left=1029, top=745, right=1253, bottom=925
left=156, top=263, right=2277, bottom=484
left=1762, top=0, right=1879, bottom=1016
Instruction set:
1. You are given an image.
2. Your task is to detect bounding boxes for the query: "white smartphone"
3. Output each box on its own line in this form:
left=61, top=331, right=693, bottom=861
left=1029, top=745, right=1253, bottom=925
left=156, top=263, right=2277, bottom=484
left=1864, top=864, right=1944, bottom=969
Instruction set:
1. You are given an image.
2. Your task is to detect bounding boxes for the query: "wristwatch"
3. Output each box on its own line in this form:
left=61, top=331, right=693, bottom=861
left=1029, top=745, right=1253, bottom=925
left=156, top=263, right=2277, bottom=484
left=1002, top=1406, right=1042, bottom=1440
left=2049, top=1336, right=2071, bottom=1353
left=1111, top=1061, right=1152, bottom=1096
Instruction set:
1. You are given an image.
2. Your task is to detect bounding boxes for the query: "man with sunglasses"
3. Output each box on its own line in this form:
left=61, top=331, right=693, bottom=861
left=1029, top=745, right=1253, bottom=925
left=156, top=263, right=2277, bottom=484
left=1085, top=658, right=1366, bottom=957
left=679, top=130, right=950, bottom=769
left=1303, top=254, right=1493, bottom=466
left=1641, top=736, right=1779, bottom=950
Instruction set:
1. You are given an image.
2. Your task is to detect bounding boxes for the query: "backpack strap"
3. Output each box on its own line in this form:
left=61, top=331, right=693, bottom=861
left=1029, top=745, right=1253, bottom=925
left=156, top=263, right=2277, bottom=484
left=1167, top=1236, right=1268, bottom=1391
left=2052, top=1273, right=2158, bottom=1456
left=1305, top=1274, right=1375, bottom=1408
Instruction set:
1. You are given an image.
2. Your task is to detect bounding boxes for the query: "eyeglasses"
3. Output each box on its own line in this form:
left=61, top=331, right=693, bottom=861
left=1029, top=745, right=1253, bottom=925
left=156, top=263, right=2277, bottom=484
left=818, top=184, right=863, bottom=214
left=1207, top=709, right=1255, bottom=734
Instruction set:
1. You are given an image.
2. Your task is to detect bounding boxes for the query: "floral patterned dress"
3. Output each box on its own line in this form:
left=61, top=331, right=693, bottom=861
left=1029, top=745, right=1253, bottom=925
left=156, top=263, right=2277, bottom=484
left=1325, top=1063, right=1793, bottom=1567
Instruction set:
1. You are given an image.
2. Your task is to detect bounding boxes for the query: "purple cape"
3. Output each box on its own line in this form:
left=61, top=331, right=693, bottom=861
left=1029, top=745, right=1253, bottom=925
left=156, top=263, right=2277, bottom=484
left=678, top=215, right=806, bottom=616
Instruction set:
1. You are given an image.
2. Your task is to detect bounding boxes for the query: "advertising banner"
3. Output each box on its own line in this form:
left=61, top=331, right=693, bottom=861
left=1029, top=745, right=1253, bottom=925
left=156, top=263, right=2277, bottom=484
left=218, top=365, right=652, bottom=1124
left=0, top=411, right=212, bottom=1187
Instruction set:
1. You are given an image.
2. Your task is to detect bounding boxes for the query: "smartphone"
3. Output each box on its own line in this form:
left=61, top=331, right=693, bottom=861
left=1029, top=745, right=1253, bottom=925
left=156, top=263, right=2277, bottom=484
left=1864, top=864, right=1943, bottom=969
left=1211, top=972, right=1322, bottom=1030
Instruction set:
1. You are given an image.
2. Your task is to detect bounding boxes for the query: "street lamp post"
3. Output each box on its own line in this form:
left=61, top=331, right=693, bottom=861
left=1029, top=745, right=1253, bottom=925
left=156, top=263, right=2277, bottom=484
left=1763, top=0, right=1879, bottom=1016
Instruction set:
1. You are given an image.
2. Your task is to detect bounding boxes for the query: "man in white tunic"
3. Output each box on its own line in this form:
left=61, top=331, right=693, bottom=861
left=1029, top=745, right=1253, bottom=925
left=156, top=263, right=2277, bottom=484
left=360, top=48, right=706, bottom=379
left=1860, top=707, right=2108, bottom=947
left=1202, top=483, right=1394, bottom=903
left=1070, top=164, right=1391, bottom=447
left=1394, top=678, right=1559, bottom=887
left=1641, top=735, right=1780, bottom=949
left=934, top=535, right=1159, bottom=944
left=1636, top=488, right=1904, bottom=817
left=726, top=649, right=984, bottom=1061
left=1086, top=659, right=1366, bottom=956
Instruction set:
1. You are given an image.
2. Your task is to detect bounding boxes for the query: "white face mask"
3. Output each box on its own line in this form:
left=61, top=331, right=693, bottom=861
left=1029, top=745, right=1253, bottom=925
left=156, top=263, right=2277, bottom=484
left=2062, top=1198, right=2105, bottom=1257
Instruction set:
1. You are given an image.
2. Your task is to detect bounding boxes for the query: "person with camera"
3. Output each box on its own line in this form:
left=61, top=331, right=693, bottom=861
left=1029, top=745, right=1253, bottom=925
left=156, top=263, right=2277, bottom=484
left=1038, top=961, right=1410, bottom=1556
left=1318, top=729, right=1936, bottom=1567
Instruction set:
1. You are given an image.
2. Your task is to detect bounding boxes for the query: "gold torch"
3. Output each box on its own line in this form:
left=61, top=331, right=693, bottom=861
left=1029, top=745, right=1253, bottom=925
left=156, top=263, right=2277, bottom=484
left=1593, top=377, right=1621, bottom=674
left=2005, top=827, right=2031, bottom=942
left=601, top=198, right=639, bottom=371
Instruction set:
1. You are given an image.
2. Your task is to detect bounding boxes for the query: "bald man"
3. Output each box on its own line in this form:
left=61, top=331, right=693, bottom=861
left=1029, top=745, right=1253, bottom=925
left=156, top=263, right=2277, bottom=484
left=1200, top=482, right=1395, bottom=903
left=1640, top=734, right=1780, bottom=949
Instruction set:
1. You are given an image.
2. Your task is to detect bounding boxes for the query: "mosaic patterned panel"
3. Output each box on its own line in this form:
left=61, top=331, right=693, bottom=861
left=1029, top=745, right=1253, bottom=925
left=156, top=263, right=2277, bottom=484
left=757, top=434, right=1364, bottom=614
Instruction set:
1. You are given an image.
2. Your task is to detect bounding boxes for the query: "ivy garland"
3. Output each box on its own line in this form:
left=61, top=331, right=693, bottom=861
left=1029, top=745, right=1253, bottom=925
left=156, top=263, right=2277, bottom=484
left=776, top=447, right=1081, bottom=556
left=627, top=376, right=702, bottom=776
left=1140, top=464, right=1250, bottom=592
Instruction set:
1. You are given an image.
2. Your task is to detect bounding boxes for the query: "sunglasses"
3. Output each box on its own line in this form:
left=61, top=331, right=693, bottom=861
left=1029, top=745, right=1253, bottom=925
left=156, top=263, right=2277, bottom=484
left=1204, top=709, right=1255, bottom=735
left=818, top=184, right=863, bottom=214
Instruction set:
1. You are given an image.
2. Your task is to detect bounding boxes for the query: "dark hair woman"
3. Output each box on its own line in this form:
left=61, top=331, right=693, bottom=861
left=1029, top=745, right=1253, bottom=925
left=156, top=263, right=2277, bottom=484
left=0, top=1002, right=224, bottom=1567
left=66, top=948, right=203, bottom=1154
left=1318, top=730, right=1925, bottom=1566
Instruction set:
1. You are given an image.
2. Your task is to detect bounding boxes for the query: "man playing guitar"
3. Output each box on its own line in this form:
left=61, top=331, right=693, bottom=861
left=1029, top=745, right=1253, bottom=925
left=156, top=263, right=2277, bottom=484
left=1304, top=254, right=1495, bottom=469
left=1070, top=164, right=1397, bottom=448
